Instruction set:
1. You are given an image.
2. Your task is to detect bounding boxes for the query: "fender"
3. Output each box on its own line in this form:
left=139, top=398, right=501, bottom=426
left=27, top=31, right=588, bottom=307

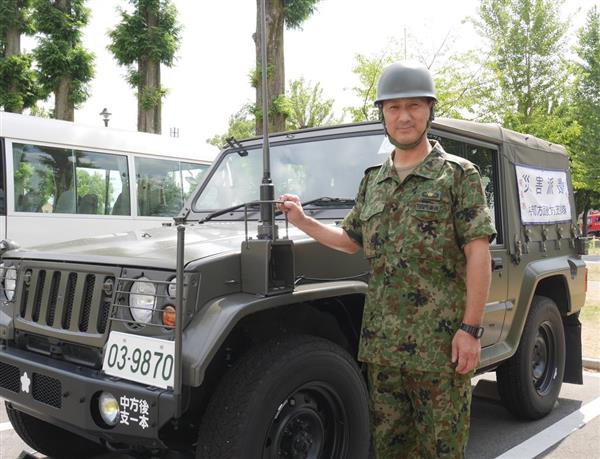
left=181, top=280, right=368, bottom=386
left=481, top=255, right=586, bottom=368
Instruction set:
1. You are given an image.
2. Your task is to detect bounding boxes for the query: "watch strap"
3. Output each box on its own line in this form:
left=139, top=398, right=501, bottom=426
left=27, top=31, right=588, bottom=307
left=460, top=322, right=484, bottom=339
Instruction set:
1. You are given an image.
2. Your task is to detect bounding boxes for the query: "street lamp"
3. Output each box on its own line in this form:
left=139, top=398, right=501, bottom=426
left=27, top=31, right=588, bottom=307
left=99, top=108, right=112, bottom=127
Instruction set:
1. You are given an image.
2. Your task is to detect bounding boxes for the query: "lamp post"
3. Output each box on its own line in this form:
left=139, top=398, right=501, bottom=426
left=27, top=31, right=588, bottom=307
left=99, top=108, right=112, bottom=127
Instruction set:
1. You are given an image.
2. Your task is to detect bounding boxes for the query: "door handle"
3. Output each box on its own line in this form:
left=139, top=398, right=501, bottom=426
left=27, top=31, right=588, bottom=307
left=491, top=257, right=503, bottom=272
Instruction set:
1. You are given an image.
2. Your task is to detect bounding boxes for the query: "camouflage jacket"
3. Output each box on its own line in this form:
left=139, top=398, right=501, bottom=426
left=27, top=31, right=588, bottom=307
left=341, top=141, right=496, bottom=372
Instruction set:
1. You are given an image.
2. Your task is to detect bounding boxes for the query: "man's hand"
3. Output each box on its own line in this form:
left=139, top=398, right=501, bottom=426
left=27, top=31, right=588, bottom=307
left=277, top=194, right=306, bottom=226
left=451, top=329, right=481, bottom=374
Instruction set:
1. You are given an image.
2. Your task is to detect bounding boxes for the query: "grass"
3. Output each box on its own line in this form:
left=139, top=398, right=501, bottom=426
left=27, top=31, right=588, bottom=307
left=582, top=258, right=600, bottom=358
left=588, top=237, right=600, bottom=256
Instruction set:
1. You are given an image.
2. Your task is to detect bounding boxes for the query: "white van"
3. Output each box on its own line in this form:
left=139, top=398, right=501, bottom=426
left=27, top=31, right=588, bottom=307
left=0, top=112, right=217, bottom=247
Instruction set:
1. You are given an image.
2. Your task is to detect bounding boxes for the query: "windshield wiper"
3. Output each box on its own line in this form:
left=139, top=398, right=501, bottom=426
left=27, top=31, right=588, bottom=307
left=301, top=197, right=355, bottom=208
left=225, top=137, right=249, bottom=157
left=200, top=197, right=354, bottom=223
left=199, top=201, right=260, bottom=224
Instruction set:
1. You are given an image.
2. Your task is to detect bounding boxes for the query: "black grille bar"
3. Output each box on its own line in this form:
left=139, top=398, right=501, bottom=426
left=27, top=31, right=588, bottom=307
left=17, top=267, right=118, bottom=337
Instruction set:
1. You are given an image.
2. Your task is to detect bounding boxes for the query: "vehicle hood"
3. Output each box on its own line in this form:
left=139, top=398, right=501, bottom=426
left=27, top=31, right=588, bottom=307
left=4, top=222, right=311, bottom=270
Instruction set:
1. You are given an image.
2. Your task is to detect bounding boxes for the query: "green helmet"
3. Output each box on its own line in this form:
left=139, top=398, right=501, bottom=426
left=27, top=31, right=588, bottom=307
left=374, top=61, right=437, bottom=106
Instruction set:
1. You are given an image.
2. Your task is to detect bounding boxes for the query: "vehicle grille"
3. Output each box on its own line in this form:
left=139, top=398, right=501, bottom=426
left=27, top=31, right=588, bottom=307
left=32, top=373, right=62, bottom=408
left=0, top=362, right=62, bottom=408
left=0, top=361, right=20, bottom=392
left=18, top=268, right=116, bottom=336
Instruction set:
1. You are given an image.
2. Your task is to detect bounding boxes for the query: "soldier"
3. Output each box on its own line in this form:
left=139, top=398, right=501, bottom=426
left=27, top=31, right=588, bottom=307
left=278, top=61, right=496, bottom=458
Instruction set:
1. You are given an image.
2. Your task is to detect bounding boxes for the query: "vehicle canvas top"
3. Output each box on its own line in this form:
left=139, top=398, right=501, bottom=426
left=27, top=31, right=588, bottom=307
left=434, top=117, right=569, bottom=168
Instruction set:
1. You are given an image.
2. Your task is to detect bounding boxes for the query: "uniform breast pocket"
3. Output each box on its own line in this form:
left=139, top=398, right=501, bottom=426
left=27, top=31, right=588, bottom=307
left=400, top=207, right=446, bottom=260
left=360, top=202, right=385, bottom=259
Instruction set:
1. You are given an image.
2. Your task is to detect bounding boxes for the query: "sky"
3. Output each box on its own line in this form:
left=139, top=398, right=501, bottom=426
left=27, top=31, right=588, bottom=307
left=22, top=0, right=600, bottom=143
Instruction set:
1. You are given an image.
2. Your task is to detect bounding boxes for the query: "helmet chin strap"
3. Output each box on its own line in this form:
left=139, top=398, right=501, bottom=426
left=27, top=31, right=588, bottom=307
left=385, top=124, right=428, bottom=150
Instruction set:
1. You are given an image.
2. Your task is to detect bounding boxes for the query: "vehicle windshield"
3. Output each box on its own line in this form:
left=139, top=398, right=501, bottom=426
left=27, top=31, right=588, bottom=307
left=193, top=133, right=389, bottom=212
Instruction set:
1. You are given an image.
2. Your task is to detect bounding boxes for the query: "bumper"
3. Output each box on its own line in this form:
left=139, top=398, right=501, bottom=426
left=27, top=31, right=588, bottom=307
left=0, top=344, right=176, bottom=449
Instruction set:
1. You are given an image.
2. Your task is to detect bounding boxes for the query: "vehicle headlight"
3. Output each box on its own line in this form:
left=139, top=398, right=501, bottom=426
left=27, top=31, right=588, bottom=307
left=167, top=278, right=177, bottom=298
left=129, top=277, right=156, bottom=323
left=0, top=263, right=17, bottom=302
left=98, top=392, right=120, bottom=427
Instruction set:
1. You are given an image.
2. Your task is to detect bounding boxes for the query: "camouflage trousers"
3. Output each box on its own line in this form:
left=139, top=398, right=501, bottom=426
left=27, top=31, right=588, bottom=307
left=367, top=364, right=472, bottom=459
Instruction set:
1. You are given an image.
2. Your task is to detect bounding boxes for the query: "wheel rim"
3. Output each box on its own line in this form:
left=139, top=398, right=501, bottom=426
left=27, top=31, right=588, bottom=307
left=263, top=383, right=348, bottom=459
left=531, top=320, right=557, bottom=396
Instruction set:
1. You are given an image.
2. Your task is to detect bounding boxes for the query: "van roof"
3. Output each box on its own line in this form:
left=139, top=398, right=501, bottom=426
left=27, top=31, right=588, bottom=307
left=0, top=112, right=218, bottom=163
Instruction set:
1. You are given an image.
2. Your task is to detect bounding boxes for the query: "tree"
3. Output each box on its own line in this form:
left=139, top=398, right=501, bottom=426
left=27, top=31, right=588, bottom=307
left=571, top=6, right=600, bottom=231
left=286, top=77, right=337, bottom=129
left=32, top=0, right=94, bottom=121
left=476, top=0, right=571, bottom=130
left=253, top=0, right=320, bottom=134
left=208, top=104, right=256, bottom=148
left=346, top=52, right=391, bottom=122
left=346, top=48, right=490, bottom=122
left=108, top=0, right=180, bottom=134
left=0, top=0, right=41, bottom=113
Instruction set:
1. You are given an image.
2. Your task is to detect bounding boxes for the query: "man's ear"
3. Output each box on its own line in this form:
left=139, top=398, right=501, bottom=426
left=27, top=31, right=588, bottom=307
left=429, top=100, right=436, bottom=122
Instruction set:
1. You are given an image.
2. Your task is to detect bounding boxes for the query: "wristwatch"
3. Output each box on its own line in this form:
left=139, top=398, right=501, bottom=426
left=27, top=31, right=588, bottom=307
left=460, top=323, right=484, bottom=339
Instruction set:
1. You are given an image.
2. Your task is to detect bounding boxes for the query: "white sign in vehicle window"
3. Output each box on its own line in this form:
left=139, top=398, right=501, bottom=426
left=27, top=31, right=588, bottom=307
left=102, top=331, right=175, bottom=389
left=515, top=164, right=571, bottom=225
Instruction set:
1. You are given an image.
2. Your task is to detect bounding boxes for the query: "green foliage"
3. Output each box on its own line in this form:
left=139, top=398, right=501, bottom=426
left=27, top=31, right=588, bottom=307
left=477, top=0, right=568, bottom=126
left=0, top=53, right=41, bottom=111
left=0, top=0, right=34, bottom=48
left=249, top=64, right=273, bottom=89
left=0, top=0, right=41, bottom=112
left=32, top=0, right=94, bottom=108
left=570, top=6, right=600, bottom=217
left=76, top=170, right=107, bottom=213
left=284, top=0, right=321, bottom=30
left=108, top=0, right=180, bottom=67
left=286, top=78, right=338, bottom=129
left=347, top=52, right=392, bottom=122
left=208, top=104, right=256, bottom=148
left=139, top=85, right=167, bottom=110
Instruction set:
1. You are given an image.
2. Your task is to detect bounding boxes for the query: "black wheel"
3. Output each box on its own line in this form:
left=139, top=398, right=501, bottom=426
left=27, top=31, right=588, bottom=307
left=196, top=335, right=370, bottom=459
left=6, top=402, right=106, bottom=458
left=497, top=295, right=566, bottom=419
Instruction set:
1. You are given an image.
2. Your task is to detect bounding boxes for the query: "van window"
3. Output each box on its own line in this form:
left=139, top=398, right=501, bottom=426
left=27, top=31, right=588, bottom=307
left=136, top=157, right=208, bottom=217
left=13, top=143, right=130, bottom=215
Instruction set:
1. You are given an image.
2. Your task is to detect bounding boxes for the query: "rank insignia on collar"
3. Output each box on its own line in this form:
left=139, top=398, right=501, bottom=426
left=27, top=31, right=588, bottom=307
left=421, top=191, right=441, bottom=200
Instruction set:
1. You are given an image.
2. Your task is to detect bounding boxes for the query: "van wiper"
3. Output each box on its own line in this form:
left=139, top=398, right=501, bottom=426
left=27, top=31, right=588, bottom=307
left=199, top=201, right=260, bottom=223
left=301, top=197, right=355, bottom=208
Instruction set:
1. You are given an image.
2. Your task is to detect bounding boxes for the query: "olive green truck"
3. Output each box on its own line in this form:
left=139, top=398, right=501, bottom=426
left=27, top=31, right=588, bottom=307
left=0, top=119, right=588, bottom=458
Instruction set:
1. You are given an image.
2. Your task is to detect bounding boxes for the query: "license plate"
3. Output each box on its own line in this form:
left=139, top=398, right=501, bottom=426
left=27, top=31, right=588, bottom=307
left=102, top=331, right=175, bottom=389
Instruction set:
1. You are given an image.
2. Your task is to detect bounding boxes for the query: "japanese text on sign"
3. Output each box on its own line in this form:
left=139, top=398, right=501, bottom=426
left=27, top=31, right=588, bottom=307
left=516, top=164, right=571, bottom=224
left=119, top=395, right=150, bottom=429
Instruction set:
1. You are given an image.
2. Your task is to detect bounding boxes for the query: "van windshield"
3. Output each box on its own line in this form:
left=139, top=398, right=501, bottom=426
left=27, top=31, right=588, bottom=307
left=193, top=134, right=388, bottom=212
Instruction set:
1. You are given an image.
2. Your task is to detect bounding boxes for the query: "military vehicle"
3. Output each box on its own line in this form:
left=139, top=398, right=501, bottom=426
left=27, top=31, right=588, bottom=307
left=0, top=117, right=588, bottom=458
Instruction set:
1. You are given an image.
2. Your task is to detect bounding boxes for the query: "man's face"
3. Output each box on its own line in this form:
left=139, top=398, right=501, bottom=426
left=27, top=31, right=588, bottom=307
left=382, top=97, right=432, bottom=148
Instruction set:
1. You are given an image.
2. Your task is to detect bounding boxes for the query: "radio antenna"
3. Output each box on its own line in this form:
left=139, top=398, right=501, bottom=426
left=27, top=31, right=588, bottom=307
left=257, top=0, right=276, bottom=240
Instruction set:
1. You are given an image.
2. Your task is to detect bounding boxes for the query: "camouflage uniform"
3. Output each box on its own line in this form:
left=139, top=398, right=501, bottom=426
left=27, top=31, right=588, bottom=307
left=341, top=141, right=496, bottom=458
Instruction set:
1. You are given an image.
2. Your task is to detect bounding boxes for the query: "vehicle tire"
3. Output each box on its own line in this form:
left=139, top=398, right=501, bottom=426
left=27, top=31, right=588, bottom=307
left=497, top=295, right=566, bottom=420
left=196, top=334, right=370, bottom=459
left=6, top=402, right=106, bottom=458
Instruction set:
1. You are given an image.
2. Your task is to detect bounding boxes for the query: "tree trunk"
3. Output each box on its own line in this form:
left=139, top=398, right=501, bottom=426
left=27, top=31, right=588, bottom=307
left=254, top=0, right=286, bottom=134
left=137, top=6, right=161, bottom=134
left=5, top=23, right=23, bottom=113
left=55, top=76, right=74, bottom=121
left=54, top=0, right=74, bottom=121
